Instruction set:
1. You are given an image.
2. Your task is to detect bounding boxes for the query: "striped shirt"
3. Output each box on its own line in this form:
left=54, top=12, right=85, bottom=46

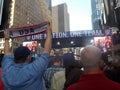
left=44, top=66, right=63, bottom=90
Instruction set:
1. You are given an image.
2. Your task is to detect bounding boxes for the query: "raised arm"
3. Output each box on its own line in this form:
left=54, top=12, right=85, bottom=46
left=4, top=30, right=11, bottom=55
left=23, top=23, right=52, bottom=78
left=44, top=23, right=52, bottom=54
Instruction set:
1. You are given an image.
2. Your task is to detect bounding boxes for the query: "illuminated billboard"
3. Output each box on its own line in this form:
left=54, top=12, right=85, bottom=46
left=94, top=36, right=111, bottom=52
left=23, top=41, right=37, bottom=53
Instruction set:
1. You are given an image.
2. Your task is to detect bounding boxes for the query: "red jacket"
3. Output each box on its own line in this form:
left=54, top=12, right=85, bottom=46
left=0, top=69, right=4, bottom=90
left=67, top=72, right=120, bottom=90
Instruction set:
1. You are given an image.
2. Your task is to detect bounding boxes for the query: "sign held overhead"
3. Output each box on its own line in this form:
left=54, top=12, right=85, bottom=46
left=8, top=21, right=50, bottom=38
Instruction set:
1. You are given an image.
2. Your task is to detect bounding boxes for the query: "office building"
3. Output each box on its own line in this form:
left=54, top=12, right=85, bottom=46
left=52, top=6, right=59, bottom=32
left=91, top=0, right=106, bottom=30
left=104, top=0, right=117, bottom=28
left=52, top=3, right=70, bottom=32
left=114, top=0, right=120, bottom=29
left=45, top=0, right=52, bottom=11
left=0, top=0, right=51, bottom=53
left=9, top=0, right=51, bottom=28
left=91, top=0, right=119, bottom=30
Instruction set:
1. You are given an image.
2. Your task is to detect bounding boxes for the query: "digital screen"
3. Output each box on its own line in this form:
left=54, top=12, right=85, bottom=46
left=94, top=36, right=111, bottom=52
left=23, top=41, right=37, bottom=52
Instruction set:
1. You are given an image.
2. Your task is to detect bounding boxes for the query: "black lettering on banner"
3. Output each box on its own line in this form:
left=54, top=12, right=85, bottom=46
left=19, top=30, right=24, bottom=35
left=9, top=22, right=49, bottom=38
left=30, top=28, right=34, bottom=33
left=9, top=31, right=13, bottom=36
left=24, top=29, right=29, bottom=34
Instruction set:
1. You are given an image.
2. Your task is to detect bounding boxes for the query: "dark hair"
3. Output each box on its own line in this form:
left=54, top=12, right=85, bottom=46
left=63, top=53, right=75, bottom=68
left=48, top=56, right=62, bottom=67
left=53, top=56, right=62, bottom=63
left=104, top=64, right=120, bottom=83
left=14, top=46, right=31, bottom=63
left=64, top=61, right=83, bottom=89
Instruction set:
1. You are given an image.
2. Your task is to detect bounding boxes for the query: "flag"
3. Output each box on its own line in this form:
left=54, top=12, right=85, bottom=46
left=8, top=21, right=50, bottom=38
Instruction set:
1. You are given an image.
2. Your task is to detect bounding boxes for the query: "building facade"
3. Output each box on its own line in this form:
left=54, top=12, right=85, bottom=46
left=45, top=0, right=52, bottom=11
left=114, top=0, right=120, bottom=30
left=91, top=0, right=119, bottom=30
left=58, top=3, right=70, bottom=32
left=52, top=3, right=70, bottom=32
left=9, top=0, right=51, bottom=28
left=91, top=0, right=120, bottom=59
left=0, top=0, right=51, bottom=53
left=104, top=0, right=117, bottom=28
left=91, top=0, right=106, bottom=30
left=52, top=6, right=59, bottom=32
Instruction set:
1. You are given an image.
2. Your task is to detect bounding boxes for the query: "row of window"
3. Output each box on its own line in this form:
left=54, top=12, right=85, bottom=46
left=11, top=0, right=50, bottom=27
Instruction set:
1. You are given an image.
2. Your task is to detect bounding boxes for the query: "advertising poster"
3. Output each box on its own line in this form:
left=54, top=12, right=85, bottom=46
left=94, top=36, right=111, bottom=52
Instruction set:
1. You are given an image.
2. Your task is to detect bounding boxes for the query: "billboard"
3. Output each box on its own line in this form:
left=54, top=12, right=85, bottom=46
left=25, top=29, right=112, bottom=41
left=23, top=41, right=37, bottom=53
left=94, top=36, right=111, bottom=52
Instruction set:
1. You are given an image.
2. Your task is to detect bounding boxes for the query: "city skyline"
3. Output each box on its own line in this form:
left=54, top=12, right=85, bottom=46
left=52, top=0, right=92, bottom=31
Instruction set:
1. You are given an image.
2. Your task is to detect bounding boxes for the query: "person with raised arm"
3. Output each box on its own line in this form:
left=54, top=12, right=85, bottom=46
left=2, top=23, right=52, bottom=90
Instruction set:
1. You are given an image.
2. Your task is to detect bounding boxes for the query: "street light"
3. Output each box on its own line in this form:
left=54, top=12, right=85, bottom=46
left=57, top=41, right=60, bottom=45
left=90, top=39, right=94, bottom=43
left=70, top=41, right=74, bottom=45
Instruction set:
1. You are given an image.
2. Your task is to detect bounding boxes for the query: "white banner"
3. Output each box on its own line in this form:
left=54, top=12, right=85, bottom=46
left=9, top=21, right=50, bottom=38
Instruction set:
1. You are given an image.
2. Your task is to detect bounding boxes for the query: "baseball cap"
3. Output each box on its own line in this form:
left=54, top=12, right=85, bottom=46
left=14, top=46, right=31, bottom=63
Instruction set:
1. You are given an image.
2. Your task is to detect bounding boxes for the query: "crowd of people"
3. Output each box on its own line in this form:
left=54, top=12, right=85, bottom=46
left=0, top=24, right=120, bottom=90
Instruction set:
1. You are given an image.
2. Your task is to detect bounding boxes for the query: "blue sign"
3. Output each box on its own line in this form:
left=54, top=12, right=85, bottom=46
left=25, top=30, right=112, bottom=41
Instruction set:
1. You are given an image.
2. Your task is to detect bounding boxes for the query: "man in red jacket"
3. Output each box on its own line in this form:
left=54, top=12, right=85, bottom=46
left=67, top=45, right=120, bottom=90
